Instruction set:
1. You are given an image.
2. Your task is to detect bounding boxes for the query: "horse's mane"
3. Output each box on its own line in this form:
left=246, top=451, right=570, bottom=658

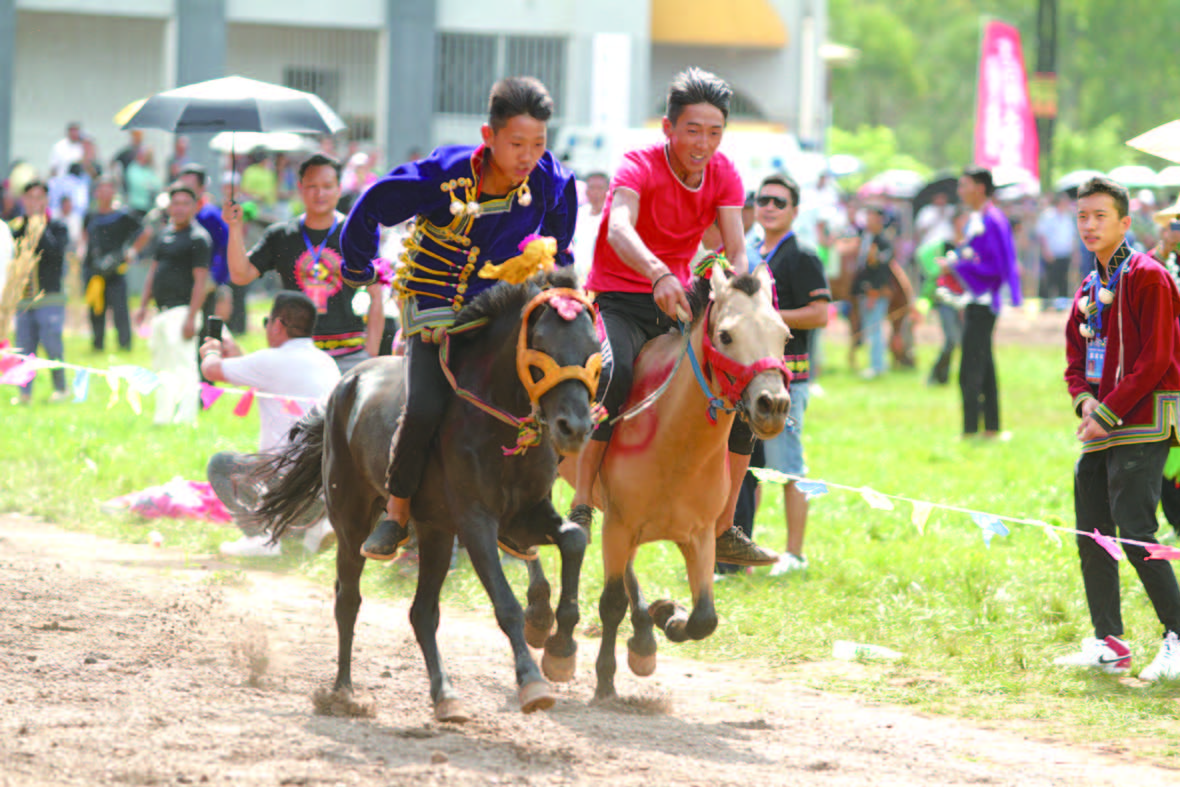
left=685, top=271, right=765, bottom=326
left=452, top=266, right=579, bottom=329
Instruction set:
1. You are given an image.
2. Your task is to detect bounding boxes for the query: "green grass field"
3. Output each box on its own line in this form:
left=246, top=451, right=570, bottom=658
left=3, top=313, right=1179, bottom=759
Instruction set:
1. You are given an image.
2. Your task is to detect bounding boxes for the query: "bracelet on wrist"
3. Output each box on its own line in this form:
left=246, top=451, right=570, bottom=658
left=652, top=271, right=676, bottom=289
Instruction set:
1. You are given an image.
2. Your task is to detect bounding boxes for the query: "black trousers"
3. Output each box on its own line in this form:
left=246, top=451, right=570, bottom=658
left=959, top=303, right=999, bottom=434
left=592, top=291, right=754, bottom=454
left=386, top=334, right=452, bottom=499
left=1160, top=474, right=1180, bottom=536
left=1039, top=256, right=1072, bottom=302
left=1075, top=440, right=1180, bottom=639
left=90, top=275, right=132, bottom=351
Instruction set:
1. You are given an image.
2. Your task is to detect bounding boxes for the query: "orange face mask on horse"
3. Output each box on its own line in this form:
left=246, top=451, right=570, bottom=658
left=516, top=288, right=603, bottom=404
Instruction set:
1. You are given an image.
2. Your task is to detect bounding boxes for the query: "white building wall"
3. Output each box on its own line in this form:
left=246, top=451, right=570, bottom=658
left=12, top=10, right=170, bottom=175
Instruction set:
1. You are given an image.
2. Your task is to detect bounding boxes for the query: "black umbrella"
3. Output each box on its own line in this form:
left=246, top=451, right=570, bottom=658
left=911, top=173, right=959, bottom=215
left=120, top=75, right=347, bottom=196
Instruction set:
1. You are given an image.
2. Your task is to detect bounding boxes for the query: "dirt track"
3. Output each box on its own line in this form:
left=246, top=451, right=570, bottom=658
left=2, top=513, right=1176, bottom=786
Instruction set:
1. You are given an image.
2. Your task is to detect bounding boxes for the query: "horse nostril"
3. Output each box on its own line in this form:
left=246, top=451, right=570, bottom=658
left=757, top=393, right=790, bottom=418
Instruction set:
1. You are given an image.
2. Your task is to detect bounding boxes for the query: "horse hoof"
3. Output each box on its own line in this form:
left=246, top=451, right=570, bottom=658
left=518, top=680, right=555, bottom=713
left=647, top=599, right=681, bottom=630
left=542, top=650, right=577, bottom=683
left=434, top=698, right=471, bottom=723
left=524, top=619, right=553, bottom=650
left=627, top=649, right=657, bottom=677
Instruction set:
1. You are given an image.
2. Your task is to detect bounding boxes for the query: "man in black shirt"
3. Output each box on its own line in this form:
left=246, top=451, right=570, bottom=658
left=225, top=153, right=384, bottom=374
left=81, top=176, right=144, bottom=352
left=746, top=173, right=830, bottom=575
left=136, top=184, right=211, bottom=425
left=9, top=181, right=71, bottom=404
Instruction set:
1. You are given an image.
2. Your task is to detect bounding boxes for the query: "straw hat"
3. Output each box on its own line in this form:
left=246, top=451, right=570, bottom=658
left=1154, top=196, right=1180, bottom=226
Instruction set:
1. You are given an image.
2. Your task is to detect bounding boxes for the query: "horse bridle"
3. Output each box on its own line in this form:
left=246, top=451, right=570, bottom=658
left=440, top=286, right=602, bottom=456
left=516, top=287, right=602, bottom=403
left=696, top=300, right=791, bottom=422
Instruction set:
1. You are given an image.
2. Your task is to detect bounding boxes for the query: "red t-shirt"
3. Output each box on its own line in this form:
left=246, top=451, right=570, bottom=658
left=585, top=143, right=744, bottom=294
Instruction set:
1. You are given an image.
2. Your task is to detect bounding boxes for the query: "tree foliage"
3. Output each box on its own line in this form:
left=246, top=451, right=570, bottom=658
left=827, top=0, right=1173, bottom=179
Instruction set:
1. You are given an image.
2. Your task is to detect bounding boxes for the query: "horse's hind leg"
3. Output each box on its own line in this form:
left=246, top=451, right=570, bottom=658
left=593, top=520, right=634, bottom=702
left=409, top=525, right=469, bottom=723
left=524, top=558, right=554, bottom=649
left=462, top=515, right=553, bottom=713
left=625, top=559, right=658, bottom=677
left=315, top=494, right=382, bottom=717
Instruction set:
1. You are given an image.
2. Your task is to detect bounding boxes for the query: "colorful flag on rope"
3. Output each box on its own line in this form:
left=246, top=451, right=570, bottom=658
left=860, top=487, right=894, bottom=511
left=971, top=512, right=1009, bottom=546
left=73, top=369, right=90, bottom=403
left=232, top=387, right=257, bottom=417
left=200, top=383, right=225, bottom=410
left=911, top=501, right=933, bottom=534
left=1090, top=529, right=1124, bottom=561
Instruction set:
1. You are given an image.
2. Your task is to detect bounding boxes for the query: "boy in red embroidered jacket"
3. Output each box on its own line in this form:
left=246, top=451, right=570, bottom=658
left=1055, top=176, right=1180, bottom=681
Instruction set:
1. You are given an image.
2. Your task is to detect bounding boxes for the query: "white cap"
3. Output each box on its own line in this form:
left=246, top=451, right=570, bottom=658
left=1138, top=189, right=1157, bottom=206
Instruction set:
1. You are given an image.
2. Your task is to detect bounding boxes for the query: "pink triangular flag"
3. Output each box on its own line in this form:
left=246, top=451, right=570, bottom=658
left=0, top=358, right=38, bottom=387
left=232, top=387, right=256, bottom=417
left=0, top=350, right=23, bottom=374
left=1146, top=544, right=1180, bottom=561
left=1091, top=529, right=1124, bottom=561
left=281, top=397, right=304, bottom=417
left=200, top=383, right=225, bottom=410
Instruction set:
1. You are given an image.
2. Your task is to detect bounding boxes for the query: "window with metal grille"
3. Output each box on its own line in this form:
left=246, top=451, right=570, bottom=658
left=283, top=67, right=341, bottom=110
left=504, top=35, right=566, bottom=114
left=435, top=32, right=567, bottom=117
left=435, top=33, right=497, bottom=115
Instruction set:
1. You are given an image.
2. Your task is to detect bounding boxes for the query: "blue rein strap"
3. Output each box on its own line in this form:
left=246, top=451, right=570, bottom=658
left=682, top=319, right=738, bottom=424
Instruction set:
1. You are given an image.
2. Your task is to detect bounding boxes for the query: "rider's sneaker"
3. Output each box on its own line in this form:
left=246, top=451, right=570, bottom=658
left=568, top=503, right=594, bottom=541
left=360, top=518, right=410, bottom=561
left=1140, top=631, right=1180, bottom=682
left=1052, top=635, right=1131, bottom=674
left=715, top=526, right=778, bottom=567
left=497, top=533, right=539, bottom=561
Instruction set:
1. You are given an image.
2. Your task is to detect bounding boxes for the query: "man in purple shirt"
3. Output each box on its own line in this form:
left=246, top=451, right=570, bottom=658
left=945, top=166, right=1022, bottom=438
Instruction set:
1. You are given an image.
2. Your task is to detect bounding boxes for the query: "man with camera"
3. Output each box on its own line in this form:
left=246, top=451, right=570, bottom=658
left=199, top=291, right=341, bottom=557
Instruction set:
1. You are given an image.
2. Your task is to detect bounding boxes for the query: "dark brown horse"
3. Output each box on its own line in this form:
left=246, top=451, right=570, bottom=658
left=249, top=269, right=602, bottom=722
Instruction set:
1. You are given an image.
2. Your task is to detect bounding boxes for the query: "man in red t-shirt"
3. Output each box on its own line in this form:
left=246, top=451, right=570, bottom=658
left=570, top=67, right=776, bottom=566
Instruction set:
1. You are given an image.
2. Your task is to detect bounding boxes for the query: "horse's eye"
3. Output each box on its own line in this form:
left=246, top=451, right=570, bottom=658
left=719, top=330, right=733, bottom=346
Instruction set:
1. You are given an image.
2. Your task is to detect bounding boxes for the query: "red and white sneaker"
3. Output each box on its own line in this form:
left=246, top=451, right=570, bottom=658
left=1052, top=635, right=1131, bottom=674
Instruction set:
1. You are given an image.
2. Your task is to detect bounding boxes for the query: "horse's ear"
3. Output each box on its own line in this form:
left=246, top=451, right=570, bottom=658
left=710, top=263, right=731, bottom=300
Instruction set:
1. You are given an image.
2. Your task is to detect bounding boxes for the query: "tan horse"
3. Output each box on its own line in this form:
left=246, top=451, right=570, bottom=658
left=575, top=266, right=792, bottom=700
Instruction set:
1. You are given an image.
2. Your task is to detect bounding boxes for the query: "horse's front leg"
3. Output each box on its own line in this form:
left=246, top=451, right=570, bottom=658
left=542, top=515, right=587, bottom=683
left=625, top=558, right=658, bottom=676
left=461, top=511, right=554, bottom=713
left=408, top=524, right=469, bottom=722
left=523, top=558, right=554, bottom=649
left=650, top=528, right=718, bottom=643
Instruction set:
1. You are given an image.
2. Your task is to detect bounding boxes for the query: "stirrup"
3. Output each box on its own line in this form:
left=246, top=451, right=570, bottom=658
left=497, top=533, right=539, bottom=561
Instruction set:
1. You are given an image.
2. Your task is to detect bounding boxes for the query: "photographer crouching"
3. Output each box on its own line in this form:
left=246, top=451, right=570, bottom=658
left=199, top=291, right=341, bottom=557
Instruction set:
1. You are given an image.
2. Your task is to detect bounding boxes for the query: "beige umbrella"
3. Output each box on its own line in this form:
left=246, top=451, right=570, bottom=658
left=113, top=98, right=147, bottom=127
left=1127, top=120, right=1180, bottom=164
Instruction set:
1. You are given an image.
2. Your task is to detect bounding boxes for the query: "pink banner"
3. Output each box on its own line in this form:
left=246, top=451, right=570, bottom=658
left=973, top=21, right=1039, bottom=182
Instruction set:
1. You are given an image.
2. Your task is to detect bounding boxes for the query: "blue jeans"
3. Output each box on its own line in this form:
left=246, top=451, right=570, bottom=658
left=15, top=305, right=67, bottom=395
left=858, top=295, right=888, bottom=375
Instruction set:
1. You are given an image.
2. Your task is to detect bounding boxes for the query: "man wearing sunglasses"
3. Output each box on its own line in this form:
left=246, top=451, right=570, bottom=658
left=199, top=291, right=341, bottom=557
left=746, top=174, right=830, bottom=575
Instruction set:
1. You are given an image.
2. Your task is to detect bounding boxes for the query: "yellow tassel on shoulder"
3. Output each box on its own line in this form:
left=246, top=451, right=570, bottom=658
left=478, top=235, right=556, bottom=285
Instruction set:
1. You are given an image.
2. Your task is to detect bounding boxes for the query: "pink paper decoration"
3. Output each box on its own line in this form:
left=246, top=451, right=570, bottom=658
left=232, top=387, right=256, bottom=417
left=281, top=398, right=304, bottom=417
left=200, top=383, right=225, bottom=410
left=1091, top=529, right=1124, bottom=561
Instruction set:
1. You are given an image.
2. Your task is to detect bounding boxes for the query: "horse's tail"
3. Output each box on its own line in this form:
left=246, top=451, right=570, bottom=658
left=245, top=408, right=327, bottom=542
